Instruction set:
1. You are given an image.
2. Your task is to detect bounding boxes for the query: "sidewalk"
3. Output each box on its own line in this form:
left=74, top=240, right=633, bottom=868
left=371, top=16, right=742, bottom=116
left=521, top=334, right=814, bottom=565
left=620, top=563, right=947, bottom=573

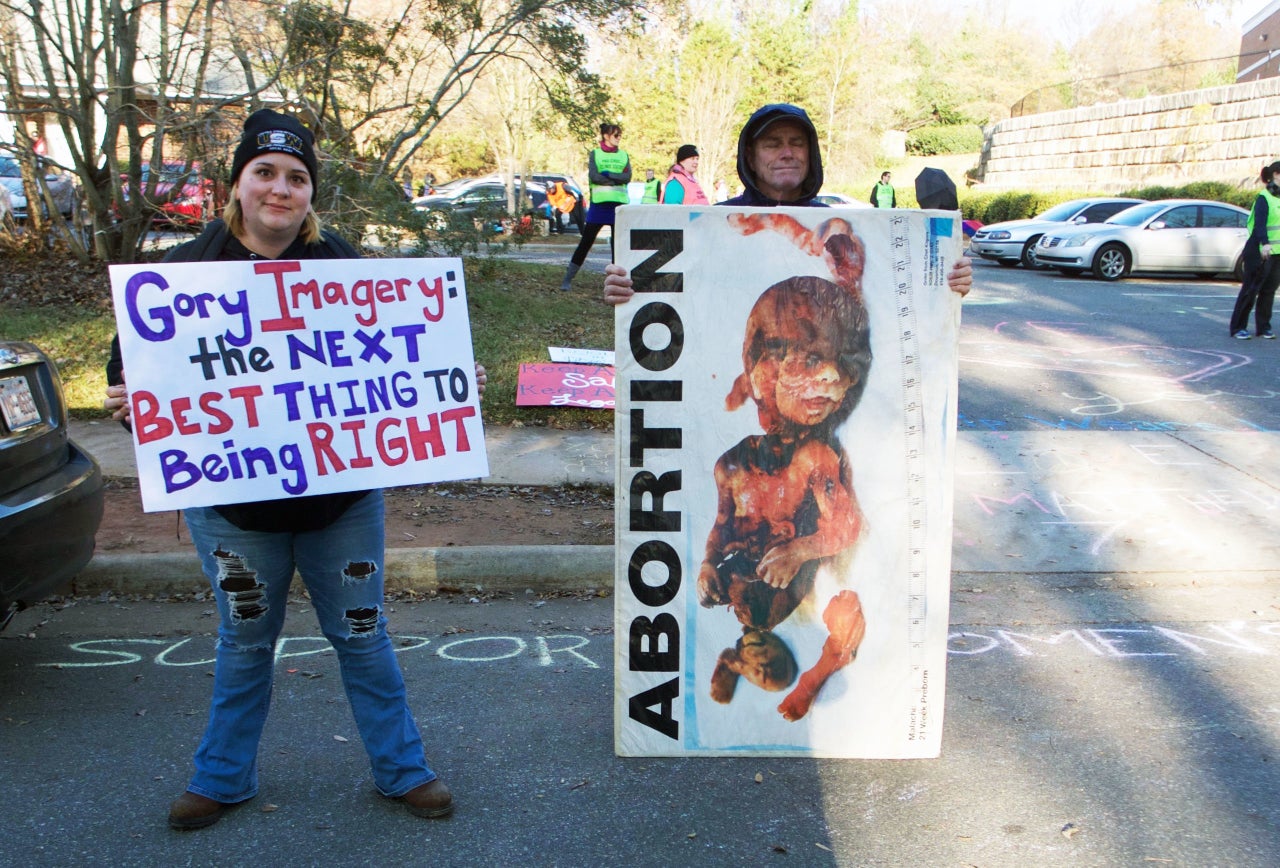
left=70, top=419, right=613, bottom=486
left=70, top=420, right=1280, bottom=595
left=71, top=419, right=615, bottom=596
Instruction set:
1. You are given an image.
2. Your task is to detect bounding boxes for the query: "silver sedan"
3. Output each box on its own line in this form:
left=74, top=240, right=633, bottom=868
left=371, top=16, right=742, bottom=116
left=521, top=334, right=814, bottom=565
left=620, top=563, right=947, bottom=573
left=1035, top=199, right=1249, bottom=281
left=970, top=196, right=1145, bottom=268
left=0, top=154, right=77, bottom=220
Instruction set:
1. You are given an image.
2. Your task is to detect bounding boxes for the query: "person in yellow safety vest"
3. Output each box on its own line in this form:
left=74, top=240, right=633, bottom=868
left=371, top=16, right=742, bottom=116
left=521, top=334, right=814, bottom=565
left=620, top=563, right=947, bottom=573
left=642, top=169, right=661, bottom=204
left=1230, top=159, right=1280, bottom=339
left=870, top=171, right=895, bottom=208
left=545, top=181, right=577, bottom=235
left=561, top=122, right=631, bottom=291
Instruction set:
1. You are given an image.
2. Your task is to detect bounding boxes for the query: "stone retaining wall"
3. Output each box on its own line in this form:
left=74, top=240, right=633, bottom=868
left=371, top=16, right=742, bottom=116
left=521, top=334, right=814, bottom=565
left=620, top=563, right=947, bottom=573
left=977, top=76, right=1280, bottom=191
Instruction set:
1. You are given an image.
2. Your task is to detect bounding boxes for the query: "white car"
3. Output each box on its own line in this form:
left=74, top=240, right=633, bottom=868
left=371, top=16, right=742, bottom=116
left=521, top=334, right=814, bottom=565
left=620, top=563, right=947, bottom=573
left=1035, top=199, right=1250, bottom=281
left=970, top=197, right=1145, bottom=269
left=814, top=193, right=872, bottom=208
left=0, top=153, right=77, bottom=220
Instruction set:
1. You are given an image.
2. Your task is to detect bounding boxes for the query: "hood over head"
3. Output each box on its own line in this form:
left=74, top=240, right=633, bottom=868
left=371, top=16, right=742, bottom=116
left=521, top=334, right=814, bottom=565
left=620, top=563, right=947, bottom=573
left=734, top=104, right=823, bottom=206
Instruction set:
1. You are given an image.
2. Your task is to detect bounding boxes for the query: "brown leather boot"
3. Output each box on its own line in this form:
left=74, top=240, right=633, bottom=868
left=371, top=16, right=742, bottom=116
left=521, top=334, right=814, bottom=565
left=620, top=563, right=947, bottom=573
left=400, top=778, right=453, bottom=818
left=168, top=791, right=230, bottom=830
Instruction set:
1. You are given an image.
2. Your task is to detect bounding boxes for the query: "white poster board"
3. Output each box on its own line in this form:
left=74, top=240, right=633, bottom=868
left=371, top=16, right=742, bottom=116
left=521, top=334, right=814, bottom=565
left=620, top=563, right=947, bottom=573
left=109, top=257, right=488, bottom=512
left=613, top=205, right=960, bottom=757
left=548, top=346, right=615, bottom=366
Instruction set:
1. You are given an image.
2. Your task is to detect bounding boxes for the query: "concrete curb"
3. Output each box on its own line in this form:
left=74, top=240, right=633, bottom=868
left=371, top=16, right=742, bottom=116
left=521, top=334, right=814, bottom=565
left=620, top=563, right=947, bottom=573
left=76, top=545, right=614, bottom=596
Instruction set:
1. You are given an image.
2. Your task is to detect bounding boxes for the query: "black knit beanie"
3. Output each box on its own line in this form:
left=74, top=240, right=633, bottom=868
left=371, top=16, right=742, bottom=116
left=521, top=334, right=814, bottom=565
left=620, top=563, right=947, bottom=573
left=676, top=144, right=698, bottom=163
left=230, top=109, right=319, bottom=201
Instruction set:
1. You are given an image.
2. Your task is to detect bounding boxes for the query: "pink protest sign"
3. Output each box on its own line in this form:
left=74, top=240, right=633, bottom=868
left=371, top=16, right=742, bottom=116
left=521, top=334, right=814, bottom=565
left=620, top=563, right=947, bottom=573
left=109, top=257, right=488, bottom=512
left=516, top=363, right=615, bottom=409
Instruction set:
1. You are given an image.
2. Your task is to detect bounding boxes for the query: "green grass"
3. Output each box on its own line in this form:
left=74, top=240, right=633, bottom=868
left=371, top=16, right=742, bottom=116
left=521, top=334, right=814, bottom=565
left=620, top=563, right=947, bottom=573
left=463, top=257, right=615, bottom=428
left=0, top=256, right=617, bottom=430
left=0, top=304, right=119, bottom=419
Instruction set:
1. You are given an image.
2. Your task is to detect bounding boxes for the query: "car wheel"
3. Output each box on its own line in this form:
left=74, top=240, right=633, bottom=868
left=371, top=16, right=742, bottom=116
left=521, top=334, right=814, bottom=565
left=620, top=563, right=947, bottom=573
left=1021, top=236, right=1044, bottom=269
left=1092, top=243, right=1130, bottom=281
left=997, top=259, right=1019, bottom=268
left=1233, top=254, right=1246, bottom=282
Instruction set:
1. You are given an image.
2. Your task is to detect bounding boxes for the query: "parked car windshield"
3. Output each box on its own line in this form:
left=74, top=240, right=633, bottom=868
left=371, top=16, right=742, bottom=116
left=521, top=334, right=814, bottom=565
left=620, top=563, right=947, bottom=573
left=1106, top=203, right=1167, bottom=226
left=140, top=163, right=199, bottom=184
left=1037, top=200, right=1093, bottom=222
left=0, top=155, right=63, bottom=176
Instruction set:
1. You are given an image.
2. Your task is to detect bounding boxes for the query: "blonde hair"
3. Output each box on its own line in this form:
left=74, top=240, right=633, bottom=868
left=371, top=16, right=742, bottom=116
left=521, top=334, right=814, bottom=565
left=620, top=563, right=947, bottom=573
left=223, top=183, right=323, bottom=244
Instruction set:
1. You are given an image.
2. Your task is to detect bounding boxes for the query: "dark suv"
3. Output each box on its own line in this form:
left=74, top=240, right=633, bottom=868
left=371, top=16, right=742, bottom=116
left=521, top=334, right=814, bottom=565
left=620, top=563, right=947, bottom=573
left=0, top=342, right=104, bottom=628
left=413, top=181, right=547, bottom=233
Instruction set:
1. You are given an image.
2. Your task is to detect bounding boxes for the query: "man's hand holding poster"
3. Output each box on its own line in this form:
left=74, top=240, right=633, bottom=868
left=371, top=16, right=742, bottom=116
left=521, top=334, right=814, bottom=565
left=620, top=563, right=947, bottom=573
left=613, top=206, right=961, bottom=758
left=109, top=258, right=488, bottom=512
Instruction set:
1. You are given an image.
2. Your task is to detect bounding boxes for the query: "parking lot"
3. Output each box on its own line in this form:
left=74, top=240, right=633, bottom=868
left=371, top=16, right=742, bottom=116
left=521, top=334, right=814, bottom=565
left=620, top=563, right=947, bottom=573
left=4, top=254, right=1280, bottom=866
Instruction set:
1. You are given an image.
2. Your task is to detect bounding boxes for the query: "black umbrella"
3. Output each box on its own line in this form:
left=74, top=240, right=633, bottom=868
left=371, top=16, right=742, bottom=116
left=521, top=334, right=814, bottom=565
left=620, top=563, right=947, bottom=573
left=914, top=167, right=958, bottom=210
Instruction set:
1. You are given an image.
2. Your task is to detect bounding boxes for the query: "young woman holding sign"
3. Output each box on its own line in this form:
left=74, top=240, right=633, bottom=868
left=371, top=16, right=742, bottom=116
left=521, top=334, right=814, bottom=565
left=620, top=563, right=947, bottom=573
left=103, top=110, right=484, bottom=830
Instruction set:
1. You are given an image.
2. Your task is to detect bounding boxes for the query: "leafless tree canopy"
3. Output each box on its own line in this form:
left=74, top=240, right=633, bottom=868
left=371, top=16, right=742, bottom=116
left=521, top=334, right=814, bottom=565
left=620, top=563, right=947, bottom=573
left=0, top=0, right=1243, bottom=262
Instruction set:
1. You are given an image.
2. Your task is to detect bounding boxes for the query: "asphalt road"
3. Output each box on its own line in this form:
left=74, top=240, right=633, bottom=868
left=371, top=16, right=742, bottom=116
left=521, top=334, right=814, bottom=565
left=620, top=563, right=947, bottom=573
left=5, top=255, right=1280, bottom=865
left=490, top=231, right=614, bottom=273
left=4, top=581, right=1279, bottom=866
left=959, top=260, right=1280, bottom=432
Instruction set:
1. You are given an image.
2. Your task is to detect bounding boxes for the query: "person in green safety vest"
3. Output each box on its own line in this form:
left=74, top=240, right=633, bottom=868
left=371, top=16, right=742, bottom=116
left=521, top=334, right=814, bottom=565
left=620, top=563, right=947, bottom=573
left=641, top=169, right=661, bottom=204
left=561, top=122, right=632, bottom=291
left=869, top=171, right=896, bottom=208
left=603, top=103, right=973, bottom=304
left=1230, top=160, right=1280, bottom=339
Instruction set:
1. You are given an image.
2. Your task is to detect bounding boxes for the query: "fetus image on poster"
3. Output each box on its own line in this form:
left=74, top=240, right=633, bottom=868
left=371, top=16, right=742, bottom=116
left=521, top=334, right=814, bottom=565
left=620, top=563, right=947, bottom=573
left=697, top=214, right=871, bottom=722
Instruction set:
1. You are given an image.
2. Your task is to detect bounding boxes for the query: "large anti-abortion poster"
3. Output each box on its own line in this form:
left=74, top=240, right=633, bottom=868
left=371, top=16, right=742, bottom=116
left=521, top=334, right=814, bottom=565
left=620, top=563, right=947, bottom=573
left=613, top=206, right=961, bottom=757
left=109, top=257, right=488, bottom=512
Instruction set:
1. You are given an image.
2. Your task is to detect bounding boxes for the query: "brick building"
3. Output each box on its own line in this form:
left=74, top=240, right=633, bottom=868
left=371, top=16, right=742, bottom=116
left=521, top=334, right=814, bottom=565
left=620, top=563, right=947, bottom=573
left=1238, top=1, right=1280, bottom=82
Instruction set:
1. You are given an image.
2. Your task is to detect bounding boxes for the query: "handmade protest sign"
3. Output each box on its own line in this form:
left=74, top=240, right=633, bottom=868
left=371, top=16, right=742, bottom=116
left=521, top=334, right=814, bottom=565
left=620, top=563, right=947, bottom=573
left=613, top=206, right=960, bottom=758
left=109, top=257, right=488, bottom=512
left=516, top=363, right=615, bottom=409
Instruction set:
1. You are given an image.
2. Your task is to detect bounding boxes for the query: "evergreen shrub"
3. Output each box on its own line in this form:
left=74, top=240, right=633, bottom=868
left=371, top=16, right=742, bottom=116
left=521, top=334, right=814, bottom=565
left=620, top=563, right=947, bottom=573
left=906, top=125, right=984, bottom=156
left=958, top=183, right=1258, bottom=222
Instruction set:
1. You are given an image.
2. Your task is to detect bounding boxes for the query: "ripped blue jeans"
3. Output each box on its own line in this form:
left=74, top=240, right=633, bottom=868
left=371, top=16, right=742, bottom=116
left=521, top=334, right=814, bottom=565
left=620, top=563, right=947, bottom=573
left=182, top=493, right=435, bottom=803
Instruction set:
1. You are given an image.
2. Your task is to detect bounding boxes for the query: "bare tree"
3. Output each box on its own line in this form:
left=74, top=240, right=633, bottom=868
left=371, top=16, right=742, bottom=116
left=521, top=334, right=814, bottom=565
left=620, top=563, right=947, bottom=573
left=0, top=0, right=285, bottom=261
left=0, top=0, right=640, bottom=262
left=0, top=5, right=57, bottom=242
left=465, top=56, right=545, bottom=211
left=674, top=20, right=742, bottom=198
left=247, top=0, right=638, bottom=237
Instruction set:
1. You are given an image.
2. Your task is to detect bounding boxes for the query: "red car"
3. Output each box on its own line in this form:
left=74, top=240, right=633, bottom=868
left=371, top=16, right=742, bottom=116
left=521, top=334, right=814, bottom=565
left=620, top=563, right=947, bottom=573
left=123, top=162, right=225, bottom=226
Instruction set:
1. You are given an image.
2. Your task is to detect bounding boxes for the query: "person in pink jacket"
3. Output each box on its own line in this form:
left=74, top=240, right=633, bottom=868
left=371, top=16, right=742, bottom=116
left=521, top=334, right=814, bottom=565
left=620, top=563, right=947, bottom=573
left=661, top=144, right=710, bottom=205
